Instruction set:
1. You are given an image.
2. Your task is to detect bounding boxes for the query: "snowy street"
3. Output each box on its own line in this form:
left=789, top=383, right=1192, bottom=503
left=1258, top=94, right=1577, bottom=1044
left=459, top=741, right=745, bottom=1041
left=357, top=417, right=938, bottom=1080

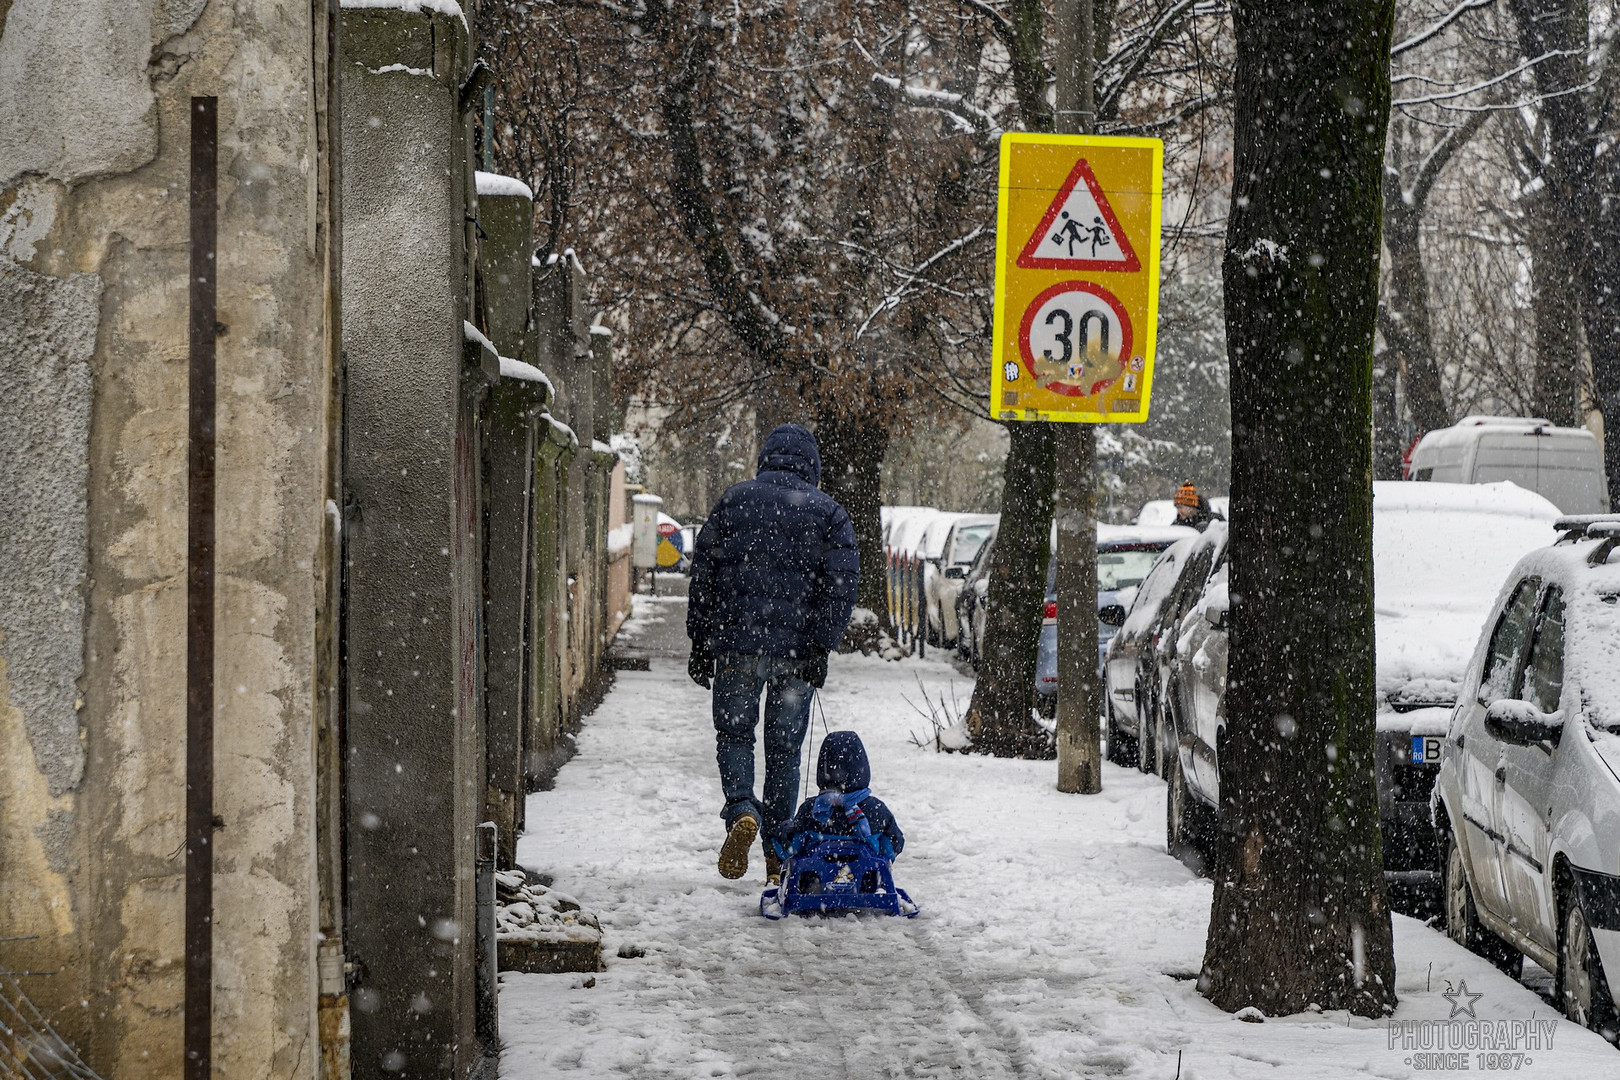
left=499, top=595, right=1620, bottom=1079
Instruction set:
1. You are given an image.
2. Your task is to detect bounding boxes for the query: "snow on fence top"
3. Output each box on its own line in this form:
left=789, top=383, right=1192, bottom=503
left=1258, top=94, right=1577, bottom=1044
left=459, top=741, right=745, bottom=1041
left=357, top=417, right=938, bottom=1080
left=542, top=247, right=588, bottom=275
left=476, top=171, right=534, bottom=200
left=339, top=0, right=467, bottom=32
left=366, top=63, right=433, bottom=77
left=463, top=320, right=496, bottom=356
left=499, top=356, right=553, bottom=396
left=545, top=414, right=578, bottom=450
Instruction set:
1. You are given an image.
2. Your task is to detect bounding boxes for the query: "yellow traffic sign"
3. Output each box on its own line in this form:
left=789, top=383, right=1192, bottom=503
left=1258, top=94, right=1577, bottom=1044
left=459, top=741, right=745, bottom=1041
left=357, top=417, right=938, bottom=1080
left=991, top=134, right=1163, bottom=423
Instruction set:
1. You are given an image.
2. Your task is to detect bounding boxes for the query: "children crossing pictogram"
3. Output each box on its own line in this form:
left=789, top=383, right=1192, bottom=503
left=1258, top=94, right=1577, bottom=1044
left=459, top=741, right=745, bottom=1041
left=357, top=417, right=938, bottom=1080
left=1016, top=157, right=1141, bottom=273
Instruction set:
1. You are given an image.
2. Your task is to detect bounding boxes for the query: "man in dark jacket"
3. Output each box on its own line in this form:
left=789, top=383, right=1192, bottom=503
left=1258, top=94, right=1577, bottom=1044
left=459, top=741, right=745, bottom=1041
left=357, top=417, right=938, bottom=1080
left=687, top=423, right=859, bottom=882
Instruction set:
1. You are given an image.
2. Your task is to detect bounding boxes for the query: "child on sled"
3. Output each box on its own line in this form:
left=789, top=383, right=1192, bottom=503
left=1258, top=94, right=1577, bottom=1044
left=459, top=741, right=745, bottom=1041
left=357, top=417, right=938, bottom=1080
left=773, top=730, right=905, bottom=873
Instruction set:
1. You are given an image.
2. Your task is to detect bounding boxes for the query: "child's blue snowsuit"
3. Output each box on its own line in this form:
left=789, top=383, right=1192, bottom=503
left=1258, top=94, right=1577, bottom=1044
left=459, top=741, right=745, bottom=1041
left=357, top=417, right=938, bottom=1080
left=774, top=731, right=905, bottom=861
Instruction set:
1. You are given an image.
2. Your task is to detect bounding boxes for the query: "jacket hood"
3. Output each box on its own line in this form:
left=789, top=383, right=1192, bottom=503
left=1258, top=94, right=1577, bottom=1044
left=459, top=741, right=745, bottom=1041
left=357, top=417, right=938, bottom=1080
left=756, top=423, right=822, bottom=486
left=816, top=730, right=871, bottom=792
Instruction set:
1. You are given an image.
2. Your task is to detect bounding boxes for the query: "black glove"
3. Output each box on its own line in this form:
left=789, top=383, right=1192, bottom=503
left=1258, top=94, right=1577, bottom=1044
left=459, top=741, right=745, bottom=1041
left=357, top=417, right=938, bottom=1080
left=688, top=640, right=714, bottom=689
left=802, top=646, right=829, bottom=689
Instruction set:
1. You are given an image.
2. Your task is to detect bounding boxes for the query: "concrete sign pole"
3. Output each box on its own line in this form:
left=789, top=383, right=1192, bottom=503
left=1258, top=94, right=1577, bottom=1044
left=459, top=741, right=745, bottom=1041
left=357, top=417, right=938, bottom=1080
left=1053, top=0, right=1103, bottom=794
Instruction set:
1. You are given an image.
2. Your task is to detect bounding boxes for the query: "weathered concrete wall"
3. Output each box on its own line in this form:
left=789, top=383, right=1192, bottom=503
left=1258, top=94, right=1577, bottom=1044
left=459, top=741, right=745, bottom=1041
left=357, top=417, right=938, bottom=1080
left=534, top=261, right=597, bottom=717
left=605, top=459, right=631, bottom=642
left=477, top=178, right=539, bottom=864
left=338, top=5, right=486, bottom=1076
left=525, top=432, right=572, bottom=791
left=1, top=0, right=330, bottom=1076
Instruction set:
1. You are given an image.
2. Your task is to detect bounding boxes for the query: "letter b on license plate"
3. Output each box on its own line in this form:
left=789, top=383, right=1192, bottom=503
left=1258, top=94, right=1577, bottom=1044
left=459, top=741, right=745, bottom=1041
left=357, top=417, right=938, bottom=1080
left=1410, top=735, right=1442, bottom=765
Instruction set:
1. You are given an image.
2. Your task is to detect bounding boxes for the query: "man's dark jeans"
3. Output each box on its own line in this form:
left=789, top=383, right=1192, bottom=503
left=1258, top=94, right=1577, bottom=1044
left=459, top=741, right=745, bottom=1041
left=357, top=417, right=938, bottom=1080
left=713, top=653, right=813, bottom=839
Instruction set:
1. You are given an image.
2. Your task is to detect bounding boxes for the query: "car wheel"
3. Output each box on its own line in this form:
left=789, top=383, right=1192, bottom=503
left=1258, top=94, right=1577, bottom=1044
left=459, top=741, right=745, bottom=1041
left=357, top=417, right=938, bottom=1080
left=1443, top=833, right=1522, bottom=978
left=1167, top=753, right=1211, bottom=873
left=1105, top=696, right=1136, bottom=766
left=1560, top=892, right=1619, bottom=1039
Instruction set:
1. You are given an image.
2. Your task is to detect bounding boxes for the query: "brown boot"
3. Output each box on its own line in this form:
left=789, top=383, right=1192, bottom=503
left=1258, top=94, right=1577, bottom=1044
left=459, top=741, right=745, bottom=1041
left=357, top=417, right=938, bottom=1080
left=718, top=813, right=758, bottom=880
left=764, top=845, right=782, bottom=886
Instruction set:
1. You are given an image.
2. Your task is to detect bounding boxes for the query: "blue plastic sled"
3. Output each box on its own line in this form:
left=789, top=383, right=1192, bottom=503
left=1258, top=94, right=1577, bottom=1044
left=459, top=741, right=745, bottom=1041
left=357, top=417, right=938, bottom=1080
left=759, top=836, right=919, bottom=919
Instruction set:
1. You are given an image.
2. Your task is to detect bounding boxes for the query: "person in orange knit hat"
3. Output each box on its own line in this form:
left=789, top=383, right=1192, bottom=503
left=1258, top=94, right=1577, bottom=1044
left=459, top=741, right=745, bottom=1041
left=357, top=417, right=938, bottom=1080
left=1174, top=481, right=1222, bottom=532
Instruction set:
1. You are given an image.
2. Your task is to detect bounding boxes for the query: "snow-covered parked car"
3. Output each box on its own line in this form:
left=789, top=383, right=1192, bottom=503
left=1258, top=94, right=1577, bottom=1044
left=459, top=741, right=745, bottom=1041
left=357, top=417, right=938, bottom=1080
left=1433, top=514, right=1620, bottom=1036
left=928, top=514, right=998, bottom=647
left=1162, top=482, right=1561, bottom=894
left=1102, top=528, right=1212, bottom=773
left=1036, top=524, right=1193, bottom=718
left=955, top=531, right=997, bottom=665
left=883, top=508, right=940, bottom=629
left=912, top=514, right=967, bottom=641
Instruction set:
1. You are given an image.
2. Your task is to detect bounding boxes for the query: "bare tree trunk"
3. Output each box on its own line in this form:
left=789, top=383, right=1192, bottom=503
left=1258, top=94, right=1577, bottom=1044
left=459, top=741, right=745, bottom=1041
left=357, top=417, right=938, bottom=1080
left=965, top=424, right=1056, bottom=756
left=1528, top=209, right=1581, bottom=426
left=1509, top=0, right=1620, bottom=505
left=1379, top=112, right=1486, bottom=440
left=1372, top=360, right=1402, bottom=479
left=816, top=411, right=894, bottom=631
left=1381, top=196, right=1450, bottom=435
left=1201, top=0, right=1398, bottom=1018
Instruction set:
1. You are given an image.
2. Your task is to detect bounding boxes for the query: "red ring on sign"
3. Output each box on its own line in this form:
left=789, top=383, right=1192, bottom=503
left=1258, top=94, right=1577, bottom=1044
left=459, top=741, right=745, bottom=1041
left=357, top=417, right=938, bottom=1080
left=1017, top=281, right=1134, bottom=397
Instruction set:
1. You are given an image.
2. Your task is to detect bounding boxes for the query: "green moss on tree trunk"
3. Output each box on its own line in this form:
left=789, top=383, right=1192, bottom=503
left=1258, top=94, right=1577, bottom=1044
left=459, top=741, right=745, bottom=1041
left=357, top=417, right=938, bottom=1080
left=1200, top=0, right=1398, bottom=1018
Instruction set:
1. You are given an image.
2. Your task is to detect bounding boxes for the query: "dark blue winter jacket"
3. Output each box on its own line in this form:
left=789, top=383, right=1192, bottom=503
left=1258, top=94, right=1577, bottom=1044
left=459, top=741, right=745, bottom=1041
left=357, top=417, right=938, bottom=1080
left=775, top=731, right=905, bottom=858
left=686, top=424, right=860, bottom=658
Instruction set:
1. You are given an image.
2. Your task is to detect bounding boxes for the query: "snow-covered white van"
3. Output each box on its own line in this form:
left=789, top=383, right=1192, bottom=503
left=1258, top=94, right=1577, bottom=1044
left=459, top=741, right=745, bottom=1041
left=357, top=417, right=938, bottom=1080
left=1407, top=416, right=1609, bottom=514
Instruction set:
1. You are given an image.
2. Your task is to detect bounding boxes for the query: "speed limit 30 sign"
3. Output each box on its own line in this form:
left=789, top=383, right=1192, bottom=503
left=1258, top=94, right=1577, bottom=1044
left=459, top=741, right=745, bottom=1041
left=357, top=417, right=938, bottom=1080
left=991, top=134, right=1163, bottom=423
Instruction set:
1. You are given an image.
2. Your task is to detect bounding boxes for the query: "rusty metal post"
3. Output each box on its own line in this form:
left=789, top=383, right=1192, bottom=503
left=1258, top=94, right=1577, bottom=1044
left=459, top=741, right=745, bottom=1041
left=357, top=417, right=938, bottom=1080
left=185, top=94, right=219, bottom=1080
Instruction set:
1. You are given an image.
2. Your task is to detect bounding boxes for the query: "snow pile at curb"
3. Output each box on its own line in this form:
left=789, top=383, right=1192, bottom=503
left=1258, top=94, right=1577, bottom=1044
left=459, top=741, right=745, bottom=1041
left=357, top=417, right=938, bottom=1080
left=840, top=606, right=907, bottom=660
left=495, top=870, right=601, bottom=946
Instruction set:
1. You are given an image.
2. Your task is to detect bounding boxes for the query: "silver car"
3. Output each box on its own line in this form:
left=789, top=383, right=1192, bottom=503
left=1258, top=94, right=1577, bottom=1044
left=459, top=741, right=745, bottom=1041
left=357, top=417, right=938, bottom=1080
left=1434, top=516, right=1620, bottom=1038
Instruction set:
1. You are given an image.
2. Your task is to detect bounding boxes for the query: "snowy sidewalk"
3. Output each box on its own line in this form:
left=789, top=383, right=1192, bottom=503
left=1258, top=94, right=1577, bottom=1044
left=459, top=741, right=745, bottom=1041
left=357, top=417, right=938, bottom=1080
left=500, top=596, right=1617, bottom=1078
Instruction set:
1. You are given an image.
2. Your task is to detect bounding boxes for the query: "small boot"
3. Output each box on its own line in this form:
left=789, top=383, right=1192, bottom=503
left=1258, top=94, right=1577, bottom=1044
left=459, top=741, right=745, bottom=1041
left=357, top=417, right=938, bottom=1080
left=718, top=812, right=758, bottom=880
left=764, top=844, right=782, bottom=887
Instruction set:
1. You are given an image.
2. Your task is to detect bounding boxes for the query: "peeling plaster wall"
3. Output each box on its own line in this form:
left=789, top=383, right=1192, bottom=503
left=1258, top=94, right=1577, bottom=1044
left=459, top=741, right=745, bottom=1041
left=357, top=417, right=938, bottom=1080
left=0, top=1, right=330, bottom=1076
left=0, top=264, right=97, bottom=796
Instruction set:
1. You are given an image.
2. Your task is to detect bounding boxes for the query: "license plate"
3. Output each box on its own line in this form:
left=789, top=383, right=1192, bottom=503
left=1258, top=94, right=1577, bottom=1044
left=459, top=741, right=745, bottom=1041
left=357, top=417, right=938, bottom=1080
left=1410, top=735, right=1442, bottom=765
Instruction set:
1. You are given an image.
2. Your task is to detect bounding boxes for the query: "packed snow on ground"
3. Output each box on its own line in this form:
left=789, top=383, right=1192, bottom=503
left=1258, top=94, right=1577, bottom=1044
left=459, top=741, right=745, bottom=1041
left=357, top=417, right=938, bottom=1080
left=502, top=608, right=1617, bottom=1077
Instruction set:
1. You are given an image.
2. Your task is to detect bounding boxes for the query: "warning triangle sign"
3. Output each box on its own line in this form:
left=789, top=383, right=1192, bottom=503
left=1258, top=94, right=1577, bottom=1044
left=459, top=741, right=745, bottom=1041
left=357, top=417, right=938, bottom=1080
left=1016, top=158, right=1141, bottom=272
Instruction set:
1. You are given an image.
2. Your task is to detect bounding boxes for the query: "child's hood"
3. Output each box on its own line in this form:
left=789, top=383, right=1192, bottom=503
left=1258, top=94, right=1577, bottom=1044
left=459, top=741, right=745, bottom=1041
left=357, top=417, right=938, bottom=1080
left=816, top=730, right=871, bottom=792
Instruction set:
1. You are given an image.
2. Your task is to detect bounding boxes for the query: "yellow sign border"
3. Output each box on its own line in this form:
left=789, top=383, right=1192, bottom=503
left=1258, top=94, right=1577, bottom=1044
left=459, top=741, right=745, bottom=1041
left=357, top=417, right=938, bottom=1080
left=990, top=133, right=1164, bottom=424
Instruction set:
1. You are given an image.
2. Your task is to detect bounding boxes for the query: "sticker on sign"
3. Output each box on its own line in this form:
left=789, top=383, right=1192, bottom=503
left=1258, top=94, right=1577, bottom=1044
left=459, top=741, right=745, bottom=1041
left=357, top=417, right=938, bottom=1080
left=1018, top=281, right=1132, bottom=397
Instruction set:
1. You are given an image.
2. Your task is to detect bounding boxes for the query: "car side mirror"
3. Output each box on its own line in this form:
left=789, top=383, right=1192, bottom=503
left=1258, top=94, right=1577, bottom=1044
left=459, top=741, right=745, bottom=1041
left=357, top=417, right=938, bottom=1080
left=1098, top=603, right=1127, bottom=627
left=945, top=565, right=966, bottom=580
left=1484, top=699, right=1564, bottom=746
left=1205, top=601, right=1228, bottom=631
